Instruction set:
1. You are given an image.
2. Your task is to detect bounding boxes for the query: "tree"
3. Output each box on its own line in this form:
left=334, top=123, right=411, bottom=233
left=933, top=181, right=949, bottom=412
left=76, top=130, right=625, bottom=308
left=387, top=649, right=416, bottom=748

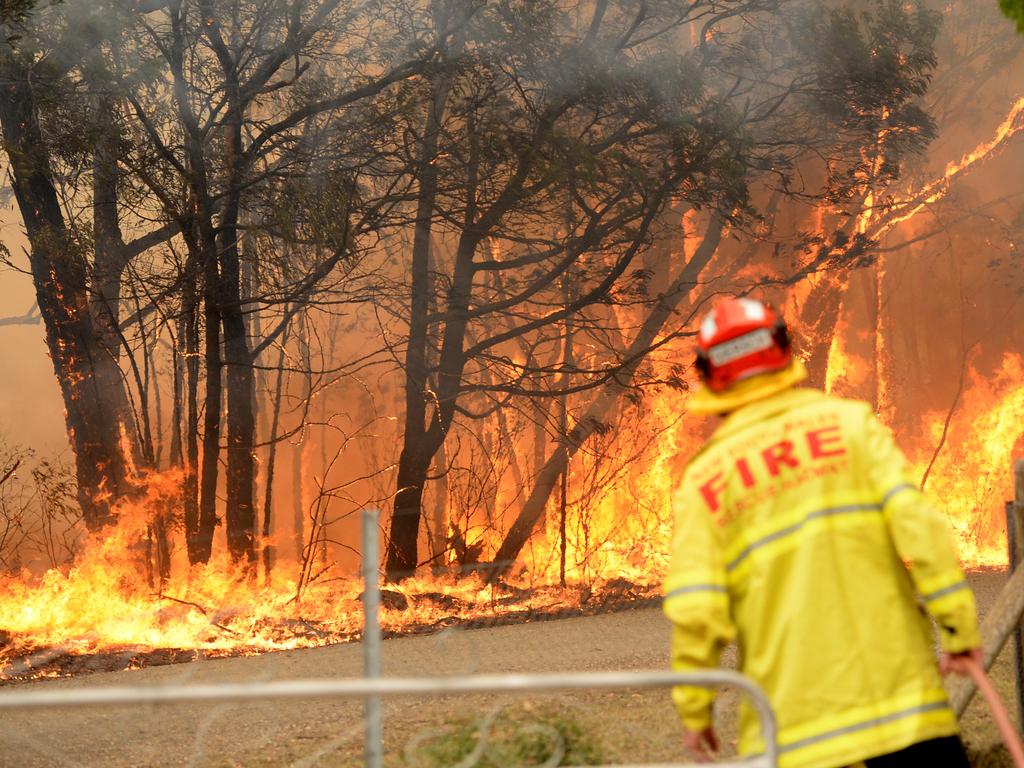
left=382, top=0, right=766, bottom=580
left=0, top=0, right=40, bottom=24
left=2, top=0, right=455, bottom=570
left=0, top=4, right=164, bottom=529
left=481, top=0, right=944, bottom=578
left=1000, top=0, right=1024, bottom=31
left=117, top=0, right=470, bottom=566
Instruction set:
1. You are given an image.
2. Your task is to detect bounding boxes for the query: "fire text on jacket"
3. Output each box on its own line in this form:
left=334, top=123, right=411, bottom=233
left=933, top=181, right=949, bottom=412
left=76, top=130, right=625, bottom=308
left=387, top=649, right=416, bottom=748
left=698, top=425, right=847, bottom=514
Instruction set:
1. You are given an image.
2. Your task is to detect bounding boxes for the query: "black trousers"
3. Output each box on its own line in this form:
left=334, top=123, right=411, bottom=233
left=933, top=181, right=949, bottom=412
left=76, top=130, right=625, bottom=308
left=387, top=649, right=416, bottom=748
left=859, top=736, right=971, bottom=767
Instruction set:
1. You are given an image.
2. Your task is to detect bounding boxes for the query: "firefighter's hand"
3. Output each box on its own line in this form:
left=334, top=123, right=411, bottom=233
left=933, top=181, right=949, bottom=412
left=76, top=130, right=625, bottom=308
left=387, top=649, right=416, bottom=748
left=682, top=727, right=718, bottom=762
left=940, top=647, right=983, bottom=677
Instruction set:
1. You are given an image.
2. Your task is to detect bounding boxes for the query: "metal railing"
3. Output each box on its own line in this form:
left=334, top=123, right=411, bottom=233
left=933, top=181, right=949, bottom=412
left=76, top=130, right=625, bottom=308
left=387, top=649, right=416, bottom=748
left=0, top=668, right=778, bottom=767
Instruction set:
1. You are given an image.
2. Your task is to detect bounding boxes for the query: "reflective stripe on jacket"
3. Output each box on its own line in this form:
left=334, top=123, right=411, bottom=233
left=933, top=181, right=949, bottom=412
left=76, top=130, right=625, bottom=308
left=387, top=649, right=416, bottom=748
left=663, top=386, right=980, bottom=768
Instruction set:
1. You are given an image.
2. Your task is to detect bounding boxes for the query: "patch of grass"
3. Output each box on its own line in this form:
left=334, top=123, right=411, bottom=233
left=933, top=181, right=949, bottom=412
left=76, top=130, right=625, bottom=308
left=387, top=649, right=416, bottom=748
left=404, top=703, right=604, bottom=767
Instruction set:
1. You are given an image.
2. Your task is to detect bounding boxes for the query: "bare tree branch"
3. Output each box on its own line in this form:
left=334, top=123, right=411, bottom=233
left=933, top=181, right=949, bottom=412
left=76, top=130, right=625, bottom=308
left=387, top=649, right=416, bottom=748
left=0, top=303, right=40, bottom=327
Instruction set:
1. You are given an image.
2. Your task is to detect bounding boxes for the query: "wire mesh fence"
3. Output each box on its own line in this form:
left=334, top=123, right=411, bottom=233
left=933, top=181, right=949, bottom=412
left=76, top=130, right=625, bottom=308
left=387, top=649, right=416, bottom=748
left=0, top=669, right=776, bottom=767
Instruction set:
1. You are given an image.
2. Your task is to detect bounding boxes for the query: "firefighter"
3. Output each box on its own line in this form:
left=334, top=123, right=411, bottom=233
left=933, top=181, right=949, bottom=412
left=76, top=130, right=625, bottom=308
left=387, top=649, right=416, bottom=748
left=664, top=296, right=981, bottom=768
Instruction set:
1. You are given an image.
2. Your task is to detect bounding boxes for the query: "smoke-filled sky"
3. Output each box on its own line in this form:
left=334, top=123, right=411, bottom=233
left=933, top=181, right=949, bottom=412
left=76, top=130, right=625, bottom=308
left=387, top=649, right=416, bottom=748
left=0, top=218, right=67, bottom=454
left=1, top=0, right=1022, bottom=484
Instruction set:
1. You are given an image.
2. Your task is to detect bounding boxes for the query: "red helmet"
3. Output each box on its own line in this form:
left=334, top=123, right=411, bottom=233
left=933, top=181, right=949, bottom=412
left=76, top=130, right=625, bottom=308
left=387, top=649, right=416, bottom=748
left=695, top=297, right=793, bottom=392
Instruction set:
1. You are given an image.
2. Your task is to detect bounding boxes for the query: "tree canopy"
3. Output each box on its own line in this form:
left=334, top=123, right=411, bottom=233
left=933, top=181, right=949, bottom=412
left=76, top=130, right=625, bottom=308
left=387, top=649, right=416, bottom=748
left=1000, top=0, right=1024, bottom=31
left=1, top=0, right=1021, bottom=591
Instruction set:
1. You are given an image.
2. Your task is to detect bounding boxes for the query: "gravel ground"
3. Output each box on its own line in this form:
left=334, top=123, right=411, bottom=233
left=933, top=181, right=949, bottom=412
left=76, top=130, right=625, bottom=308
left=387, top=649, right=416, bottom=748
left=0, top=570, right=1015, bottom=767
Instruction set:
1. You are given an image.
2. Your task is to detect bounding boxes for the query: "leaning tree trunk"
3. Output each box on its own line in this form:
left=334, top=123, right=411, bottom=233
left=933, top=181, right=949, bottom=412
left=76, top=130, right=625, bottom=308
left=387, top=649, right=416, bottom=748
left=484, top=215, right=725, bottom=581
left=0, top=56, right=137, bottom=529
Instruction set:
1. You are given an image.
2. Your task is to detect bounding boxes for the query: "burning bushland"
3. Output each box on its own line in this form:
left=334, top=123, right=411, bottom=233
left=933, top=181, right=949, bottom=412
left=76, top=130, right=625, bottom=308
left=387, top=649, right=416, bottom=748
left=0, top=0, right=1022, bottom=675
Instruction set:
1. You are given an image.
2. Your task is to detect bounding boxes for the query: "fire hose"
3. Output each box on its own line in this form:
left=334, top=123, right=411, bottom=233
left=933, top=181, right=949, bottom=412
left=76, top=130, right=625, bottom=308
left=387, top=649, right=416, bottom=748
left=965, top=656, right=1024, bottom=767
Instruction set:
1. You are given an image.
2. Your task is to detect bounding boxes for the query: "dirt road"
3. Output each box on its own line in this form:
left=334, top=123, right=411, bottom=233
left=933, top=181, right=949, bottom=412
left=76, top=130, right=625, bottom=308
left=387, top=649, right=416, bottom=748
left=0, top=571, right=1013, bottom=767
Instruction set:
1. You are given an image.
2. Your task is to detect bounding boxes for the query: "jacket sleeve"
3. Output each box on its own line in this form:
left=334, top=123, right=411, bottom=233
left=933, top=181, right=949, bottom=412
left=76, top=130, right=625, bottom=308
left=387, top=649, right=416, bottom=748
left=861, top=408, right=981, bottom=653
left=662, top=474, right=735, bottom=731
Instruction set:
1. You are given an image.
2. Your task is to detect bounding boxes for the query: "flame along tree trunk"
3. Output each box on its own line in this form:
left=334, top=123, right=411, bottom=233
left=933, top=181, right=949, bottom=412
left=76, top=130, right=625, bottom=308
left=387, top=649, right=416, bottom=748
left=0, top=55, right=139, bottom=529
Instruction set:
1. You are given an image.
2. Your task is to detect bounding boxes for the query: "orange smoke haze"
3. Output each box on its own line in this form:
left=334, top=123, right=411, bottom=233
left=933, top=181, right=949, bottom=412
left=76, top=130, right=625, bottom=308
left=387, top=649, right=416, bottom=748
left=2, top=9, right=1024, bottom=666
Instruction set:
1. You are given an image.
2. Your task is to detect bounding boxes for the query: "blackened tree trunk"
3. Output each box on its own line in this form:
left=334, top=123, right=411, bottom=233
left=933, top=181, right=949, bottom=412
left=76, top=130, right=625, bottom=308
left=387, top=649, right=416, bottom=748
left=0, top=55, right=137, bottom=529
left=384, top=73, right=452, bottom=579
left=169, top=2, right=238, bottom=566
left=388, top=227, right=479, bottom=579
left=91, top=95, right=128, bottom=368
left=292, top=311, right=310, bottom=565
left=389, top=452, right=433, bottom=577
left=180, top=247, right=206, bottom=564
left=201, top=3, right=257, bottom=567
left=197, top=241, right=222, bottom=564
left=219, top=175, right=258, bottom=566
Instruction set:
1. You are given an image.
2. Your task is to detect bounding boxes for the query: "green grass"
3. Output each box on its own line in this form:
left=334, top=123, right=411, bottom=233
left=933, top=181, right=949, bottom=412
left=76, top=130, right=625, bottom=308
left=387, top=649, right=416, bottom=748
left=393, top=696, right=1013, bottom=767
left=403, top=703, right=604, bottom=767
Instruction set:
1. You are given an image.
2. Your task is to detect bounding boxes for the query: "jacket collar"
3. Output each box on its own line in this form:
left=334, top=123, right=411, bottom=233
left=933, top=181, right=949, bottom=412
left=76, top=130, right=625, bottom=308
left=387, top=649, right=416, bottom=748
left=711, top=386, right=823, bottom=443
left=688, top=358, right=809, bottom=416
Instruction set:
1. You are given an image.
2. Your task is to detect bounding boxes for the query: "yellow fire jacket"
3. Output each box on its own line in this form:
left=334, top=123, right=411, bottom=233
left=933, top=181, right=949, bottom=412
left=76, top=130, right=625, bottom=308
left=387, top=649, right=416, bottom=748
left=663, top=383, right=980, bottom=768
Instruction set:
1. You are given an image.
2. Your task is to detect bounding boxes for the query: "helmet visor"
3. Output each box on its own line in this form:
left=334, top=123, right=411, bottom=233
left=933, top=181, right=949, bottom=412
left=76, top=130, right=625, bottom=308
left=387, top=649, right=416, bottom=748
left=707, top=328, right=774, bottom=367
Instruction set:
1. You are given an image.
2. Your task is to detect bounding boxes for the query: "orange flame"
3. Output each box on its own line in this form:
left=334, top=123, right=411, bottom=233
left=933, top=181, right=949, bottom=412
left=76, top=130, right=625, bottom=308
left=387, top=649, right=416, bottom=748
left=873, top=97, right=1024, bottom=238
left=1, top=348, right=1018, bottom=668
left=908, top=353, right=1024, bottom=567
left=3, top=97, right=1023, bottom=670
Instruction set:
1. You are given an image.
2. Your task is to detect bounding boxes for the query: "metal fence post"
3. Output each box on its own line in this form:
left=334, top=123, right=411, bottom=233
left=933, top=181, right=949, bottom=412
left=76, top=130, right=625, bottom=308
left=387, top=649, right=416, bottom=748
left=362, top=508, right=383, bottom=768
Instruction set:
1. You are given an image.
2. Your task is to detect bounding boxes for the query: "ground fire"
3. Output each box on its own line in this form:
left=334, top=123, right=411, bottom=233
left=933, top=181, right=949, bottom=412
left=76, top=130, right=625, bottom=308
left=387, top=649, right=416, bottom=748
left=0, top=339, right=1020, bottom=675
